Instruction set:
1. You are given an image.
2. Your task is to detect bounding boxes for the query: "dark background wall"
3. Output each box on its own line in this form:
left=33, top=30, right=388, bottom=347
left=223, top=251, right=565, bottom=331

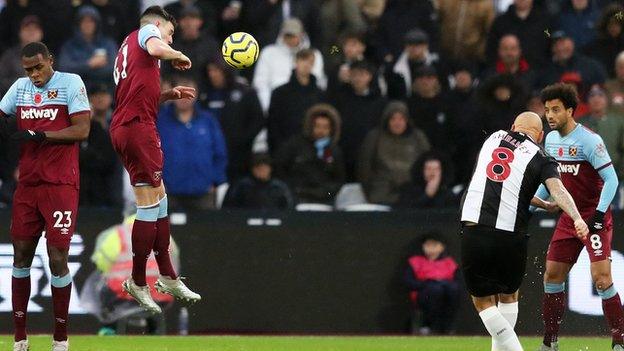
left=0, top=209, right=621, bottom=335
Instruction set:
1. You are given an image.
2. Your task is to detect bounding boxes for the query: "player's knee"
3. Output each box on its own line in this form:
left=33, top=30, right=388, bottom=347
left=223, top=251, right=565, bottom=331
left=48, top=256, right=68, bottom=276
left=13, top=251, right=34, bottom=268
left=543, top=269, right=566, bottom=284
left=593, top=273, right=613, bottom=291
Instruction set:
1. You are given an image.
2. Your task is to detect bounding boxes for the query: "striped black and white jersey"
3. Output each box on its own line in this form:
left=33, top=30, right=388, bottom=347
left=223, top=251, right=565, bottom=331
left=460, top=130, right=559, bottom=233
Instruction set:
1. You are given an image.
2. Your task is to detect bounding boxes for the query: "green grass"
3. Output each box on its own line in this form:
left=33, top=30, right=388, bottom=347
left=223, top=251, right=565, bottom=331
left=0, top=335, right=610, bottom=351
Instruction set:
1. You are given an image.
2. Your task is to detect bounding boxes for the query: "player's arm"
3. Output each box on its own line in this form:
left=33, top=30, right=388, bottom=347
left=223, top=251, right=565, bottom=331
left=40, top=112, right=90, bottom=142
left=139, top=24, right=191, bottom=70
left=545, top=177, right=588, bottom=239
left=587, top=135, right=618, bottom=232
left=530, top=184, right=559, bottom=212
left=159, top=86, right=196, bottom=104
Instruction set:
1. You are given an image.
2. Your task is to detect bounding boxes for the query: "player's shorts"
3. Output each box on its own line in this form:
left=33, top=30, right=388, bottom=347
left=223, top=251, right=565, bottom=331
left=547, top=225, right=612, bottom=264
left=461, top=224, right=529, bottom=297
left=10, top=184, right=79, bottom=249
left=110, top=120, right=163, bottom=187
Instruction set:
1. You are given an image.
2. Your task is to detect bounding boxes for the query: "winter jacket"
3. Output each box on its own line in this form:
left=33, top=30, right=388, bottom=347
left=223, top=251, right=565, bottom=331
left=407, top=93, right=454, bottom=154
left=474, top=74, right=528, bottom=136
left=537, top=53, right=607, bottom=97
left=252, top=33, right=327, bottom=112
left=158, top=103, right=227, bottom=196
left=274, top=104, right=345, bottom=204
left=319, top=0, right=367, bottom=68
left=437, top=0, right=495, bottom=62
left=0, top=45, right=25, bottom=96
left=222, top=176, right=294, bottom=210
left=268, top=71, right=325, bottom=154
left=585, top=5, right=624, bottom=77
left=357, top=101, right=431, bottom=205
left=391, top=51, right=441, bottom=98
left=405, top=254, right=458, bottom=291
left=558, top=0, right=599, bottom=50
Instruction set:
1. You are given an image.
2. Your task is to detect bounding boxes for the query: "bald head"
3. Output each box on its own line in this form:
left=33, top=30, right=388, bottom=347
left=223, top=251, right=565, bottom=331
left=512, top=111, right=544, bottom=142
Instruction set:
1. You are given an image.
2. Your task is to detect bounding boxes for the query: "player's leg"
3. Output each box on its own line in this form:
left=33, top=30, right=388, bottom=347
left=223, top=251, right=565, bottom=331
left=131, top=184, right=160, bottom=286
left=586, top=227, right=624, bottom=349
left=472, top=295, right=524, bottom=351
left=541, top=259, right=573, bottom=350
left=152, top=183, right=201, bottom=303
left=12, top=239, right=38, bottom=346
left=492, top=291, right=519, bottom=351
left=47, top=245, right=71, bottom=344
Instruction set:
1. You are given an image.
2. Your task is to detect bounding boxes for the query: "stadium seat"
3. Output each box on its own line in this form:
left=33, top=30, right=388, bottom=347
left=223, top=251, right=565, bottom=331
left=215, top=183, right=229, bottom=209
left=334, top=183, right=368, bottom=210
left=295, top=203, right=334, bottom=211
left=342, top=203, right=391, bottom=212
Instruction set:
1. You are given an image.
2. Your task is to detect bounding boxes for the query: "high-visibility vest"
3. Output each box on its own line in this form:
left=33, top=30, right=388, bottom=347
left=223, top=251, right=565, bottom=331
left=104, top=223, right=174, bottom=302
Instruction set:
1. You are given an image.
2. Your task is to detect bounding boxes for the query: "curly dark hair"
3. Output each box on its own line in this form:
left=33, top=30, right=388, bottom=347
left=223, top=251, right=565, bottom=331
left=540, top=83, right=579, bottom=113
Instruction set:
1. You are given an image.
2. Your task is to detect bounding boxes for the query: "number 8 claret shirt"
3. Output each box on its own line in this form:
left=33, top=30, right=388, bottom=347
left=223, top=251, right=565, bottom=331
left=460, top=130, right=560, bottom=234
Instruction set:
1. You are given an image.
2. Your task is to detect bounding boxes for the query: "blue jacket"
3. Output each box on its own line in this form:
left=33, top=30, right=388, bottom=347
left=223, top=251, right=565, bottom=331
left=558, top=0, right=599, bottom=49
left=157, top=103, right=228, bottom=195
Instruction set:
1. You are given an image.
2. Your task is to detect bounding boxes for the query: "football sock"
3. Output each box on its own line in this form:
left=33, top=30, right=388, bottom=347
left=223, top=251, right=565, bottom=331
left=479, top=306, right=523, bottom=351
left=542, top=288, right=566, bottom=347
left=12, top=267, right=31, bottom=342
left=492, top=302, right=519, bottom=351
left=599, top=285, right=624, bottom=345
left=51, top=273, right=72, bottom=342
left=154, top=196, right=177, bottom=279
left=132, top=204, right=159, bottom=286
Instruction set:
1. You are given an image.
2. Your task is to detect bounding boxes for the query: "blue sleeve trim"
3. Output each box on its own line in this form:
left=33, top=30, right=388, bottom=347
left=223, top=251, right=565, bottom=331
left=530, top=184, right=550, bottom=212
left=138, top=24, right=161, bottom=51
left=597, top=164, right=618, bottom=212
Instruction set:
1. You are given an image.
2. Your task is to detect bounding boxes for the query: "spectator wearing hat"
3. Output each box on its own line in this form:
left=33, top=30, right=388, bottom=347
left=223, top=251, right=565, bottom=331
left=274, top=103, right=345, bottom=204
left=585, top=4, right=624, bottom=78
left=80, top=84, right=122, bottom=208
left=163, top=5, right=219, bottom=81
left=375, top=0, right=439, bottom=62
left=58, top=5, right=118, bottom=89
left=485, top=0, right=551, bottom=68
left=329, top=59, right=387, bottom=181
left=388, top=29, right=442, bottom=99
left=222, top=153, right=295, bottom=210
left=404, top=232, right=460, bottom=335
left=537, top=30, right=607, bottom=114
left=557, top=0, right=599, bottom=51
left=436, top=0, right=495, bottom=63
left=482, top=34, right=536, bottom=91
left=357, top=101, right=430, bottom=205
left=578, top=85, right=624, bottom=179
left=268, top=48, right=325, bottom=155
left=407, top=65, right=454, bottom=155
left=253, top=17, right=326, bottom=113
left=0, top=15, right=43, bottom=96
left=199, top=57, right=264, bottom=182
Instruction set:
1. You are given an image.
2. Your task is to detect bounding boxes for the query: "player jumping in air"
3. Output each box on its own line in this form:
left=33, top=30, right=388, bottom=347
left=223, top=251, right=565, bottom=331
left=535, top=83, right=624, bottom=351
left=109, top=6, right=200, bottom=313
left=1, top=42, right=91, bottom=351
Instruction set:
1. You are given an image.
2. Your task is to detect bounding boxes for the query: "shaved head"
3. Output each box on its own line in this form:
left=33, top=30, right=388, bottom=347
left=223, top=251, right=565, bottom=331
left=512, top=111, right=544, bottom=143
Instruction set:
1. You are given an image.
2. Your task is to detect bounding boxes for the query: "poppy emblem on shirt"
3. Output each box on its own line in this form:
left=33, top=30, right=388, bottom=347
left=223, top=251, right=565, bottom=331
left=558, top=147, right=564, bottom=157
left=569, top=146, right=577, bottom=157
left=47, top=89, right=58, bottom=99
left=33, top=93, right=42, bottom=105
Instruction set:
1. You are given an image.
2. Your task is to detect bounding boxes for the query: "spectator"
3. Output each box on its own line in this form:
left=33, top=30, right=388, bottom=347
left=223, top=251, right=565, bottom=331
left=329, top=60, right=387, bottom=181
left=474, top=74, right=528, bottom=136
left=375, top=0, right=439, bottom=62
left=163, top=5, right=219, bottom=80
left=0, top=0, right=41, bottom=53
left=482, top=34, right=536, bottom=91
left=0, top=15, right=43, bottom=95
left=436, top=0, right=495, bottom=63
left=241, top=0, right=321, bottom=49
left=397, top=151, right=457, bottom=209
left=387, top=29, right=442, bottom=99
left=318, top=0, right=367, bottom=66
left=164, top=0, right=219, bottom=36
left=357, top=0, right=386, bottom=25
left=407, top=66, right=454, bottom=154
left=0, top=116, right=18, bottom=207
left=274, top=103, right=345, bottom=204
left=538, top=30, right=607, bottom=113
left=199, top=57, right=264, bottom=182
left=58, top=5, right=117, bottom=89
left=326, top=31, right=367, bottom=98
left=79, top=84, right=121, bottom=208
left=85, top=0, right=129, bottom=44
left=216, top=1, right=243, bottom=40
left=585, top=4, right=624, bottom=78
left=357, top=101, right=431, bottom=205
left=606, top=52, right=624, bottom=115
left=222, top=153, right=295, bottom=210
left=405, top=233, right=460, bottom=335
left=578, top=85, right=624, bottom=179
left=268, top=48, right=325, bottom=155
left=253, top=17, right=326, bottom=112
left=485, top=0, right=551, bottom=68
left=557, top=0, right=599, bottom=51
left=157, top=77, right=227, bottom=210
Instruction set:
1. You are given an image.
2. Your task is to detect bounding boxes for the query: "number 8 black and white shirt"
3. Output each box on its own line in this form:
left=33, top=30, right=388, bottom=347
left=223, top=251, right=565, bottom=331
left=460, top=130, right=560, bottom=234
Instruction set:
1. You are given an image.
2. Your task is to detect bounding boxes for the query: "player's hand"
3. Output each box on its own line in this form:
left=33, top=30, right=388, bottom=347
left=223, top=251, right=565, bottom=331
left=172, top=53, right=192, bottom=71
left=11, top=129, right=46, bottom=142
left=573, top=218, right=589, bottom=240
left=171, top=86, right=196, bottom=100
left=590, top=210, right=605, bottom=233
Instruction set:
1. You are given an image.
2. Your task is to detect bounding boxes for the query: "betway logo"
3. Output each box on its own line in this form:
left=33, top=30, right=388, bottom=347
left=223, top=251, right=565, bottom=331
left=558, top=163, right=580, bottom=176
left=20, top=108, right=58, bottom=121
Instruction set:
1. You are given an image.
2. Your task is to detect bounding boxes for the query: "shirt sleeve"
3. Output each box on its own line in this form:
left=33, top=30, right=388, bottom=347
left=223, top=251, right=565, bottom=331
left=539, top=151, right=560, bottom=183
left=0, top=80, right=19, bottom=116
left=67, top=75, right=91, bottom=115
left=585, top=133, right=613, bottom=171
left=138, top=24, right=162, bottom=51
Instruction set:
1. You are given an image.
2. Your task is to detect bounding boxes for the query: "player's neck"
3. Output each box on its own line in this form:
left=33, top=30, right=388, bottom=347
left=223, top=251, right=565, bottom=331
left=559, top=120, right=577, bottom=137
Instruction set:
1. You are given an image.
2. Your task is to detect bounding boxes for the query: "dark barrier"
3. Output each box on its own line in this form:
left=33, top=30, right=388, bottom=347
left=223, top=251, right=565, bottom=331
left=0, top=209, right=622, bottom=335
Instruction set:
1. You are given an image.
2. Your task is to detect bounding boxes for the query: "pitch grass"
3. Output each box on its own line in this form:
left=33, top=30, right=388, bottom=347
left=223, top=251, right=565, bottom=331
left=0, top=335, right=610, bottom=350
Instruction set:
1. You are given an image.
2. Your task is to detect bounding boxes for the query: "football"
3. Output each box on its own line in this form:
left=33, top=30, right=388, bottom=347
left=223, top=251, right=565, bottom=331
left=222, top=32, right=259, bottom=69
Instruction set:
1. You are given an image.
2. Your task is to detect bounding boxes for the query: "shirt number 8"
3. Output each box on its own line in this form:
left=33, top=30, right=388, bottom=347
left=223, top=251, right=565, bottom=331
left=486, top=147, right=515, bottom=182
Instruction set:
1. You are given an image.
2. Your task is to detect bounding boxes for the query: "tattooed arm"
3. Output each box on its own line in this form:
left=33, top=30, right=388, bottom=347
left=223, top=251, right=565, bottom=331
left=545, top=177, right=589, bottom=239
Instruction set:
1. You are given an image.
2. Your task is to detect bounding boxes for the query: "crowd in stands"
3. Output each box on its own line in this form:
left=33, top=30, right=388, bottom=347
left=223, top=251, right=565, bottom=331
left=2, top=0, right=624, bottom=212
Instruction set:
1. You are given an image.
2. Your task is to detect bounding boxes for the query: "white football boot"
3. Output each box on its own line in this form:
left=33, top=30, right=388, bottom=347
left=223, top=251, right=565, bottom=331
left=52, top=340, right=69, bottom=351
left=13, top=339, right=29, bottom=351
left=155, top=276, right=201, bottom=303
left=122, top=278, right=162, bottom=314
